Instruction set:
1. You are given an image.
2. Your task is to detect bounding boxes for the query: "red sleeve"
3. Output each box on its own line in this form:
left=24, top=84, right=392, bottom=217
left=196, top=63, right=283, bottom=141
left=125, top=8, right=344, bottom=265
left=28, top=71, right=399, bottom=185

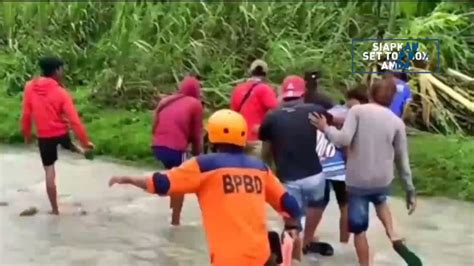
left=20, top=85, right=32, bottom=139
left=61, top=90, right=90, bottom=146
left=230, top=86, right=239, bottom=111
left=190, top=101, right=203, bottom=155
left=258, top=84, right=278, bottom=111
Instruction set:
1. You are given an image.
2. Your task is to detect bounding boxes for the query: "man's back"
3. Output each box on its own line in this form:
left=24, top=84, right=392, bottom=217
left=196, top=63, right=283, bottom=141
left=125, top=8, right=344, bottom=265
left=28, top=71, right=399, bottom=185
left=176, top=152, right=283, bottom=265
left=230, top=80, right=277, bottom=141
left=259, top=100, right=326, bottom=181
left=21, top=77, right=89, bottom=145
left=342, top=104, right=407, bottom=191
left=153, top=95, right=201, bottom=150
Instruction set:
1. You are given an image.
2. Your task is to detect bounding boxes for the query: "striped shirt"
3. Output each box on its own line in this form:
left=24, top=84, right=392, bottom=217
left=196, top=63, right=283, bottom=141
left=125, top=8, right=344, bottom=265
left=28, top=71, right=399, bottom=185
left=317, top=105, right=348, bottom=181
left=316, top=130, right=346, bottom=181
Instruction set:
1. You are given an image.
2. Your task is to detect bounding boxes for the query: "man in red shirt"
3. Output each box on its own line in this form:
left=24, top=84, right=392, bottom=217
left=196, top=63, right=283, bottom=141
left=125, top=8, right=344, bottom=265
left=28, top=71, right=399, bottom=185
left=151, top=75, right=203, bottom=226
left=230, top=60, right=278, bottom=157
left=21, top=56, right=93, bottom=215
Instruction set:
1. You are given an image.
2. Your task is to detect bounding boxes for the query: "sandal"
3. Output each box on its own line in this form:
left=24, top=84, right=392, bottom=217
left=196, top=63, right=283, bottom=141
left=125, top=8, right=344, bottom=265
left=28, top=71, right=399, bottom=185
left=304, top=241, right=334, bottom=256
left=392, top=240, right=423, bottom=266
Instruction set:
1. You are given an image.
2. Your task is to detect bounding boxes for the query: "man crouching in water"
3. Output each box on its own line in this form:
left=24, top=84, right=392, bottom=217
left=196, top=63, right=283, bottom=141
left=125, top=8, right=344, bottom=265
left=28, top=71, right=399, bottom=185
left=109, top=109, right=302, bottom=266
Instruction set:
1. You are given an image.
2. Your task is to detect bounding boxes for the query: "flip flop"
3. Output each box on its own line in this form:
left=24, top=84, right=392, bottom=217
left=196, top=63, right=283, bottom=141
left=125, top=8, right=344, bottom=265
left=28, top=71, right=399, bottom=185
left=392, top=240, right=423, bottom=266
left=304, top=241, right=334, bottom=256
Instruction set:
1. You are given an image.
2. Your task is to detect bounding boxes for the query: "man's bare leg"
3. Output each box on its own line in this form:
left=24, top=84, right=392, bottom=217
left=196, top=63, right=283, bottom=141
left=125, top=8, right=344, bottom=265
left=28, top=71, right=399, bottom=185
left=303, top=207, right=324, bottom=247
left=44, top=165, right=59, bottom=215
left=374, top=202, right=402, bottom=242
left=170, top=195, right=184, bottom=226
left=339, top=205, right=350, bottom=243
left=354, top=232, right=370, bottom=266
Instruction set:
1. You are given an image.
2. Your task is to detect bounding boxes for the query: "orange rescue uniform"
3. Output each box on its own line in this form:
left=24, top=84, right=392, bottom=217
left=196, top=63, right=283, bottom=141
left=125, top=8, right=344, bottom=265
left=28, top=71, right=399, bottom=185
left=146, top=152, right=287, bottom=266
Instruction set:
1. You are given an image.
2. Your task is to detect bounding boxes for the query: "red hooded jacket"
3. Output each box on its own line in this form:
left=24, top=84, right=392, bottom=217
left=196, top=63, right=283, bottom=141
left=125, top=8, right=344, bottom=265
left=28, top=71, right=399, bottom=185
left=21, top=77, right=90, bottom=146
left=152, top=76, right=203, bottom=154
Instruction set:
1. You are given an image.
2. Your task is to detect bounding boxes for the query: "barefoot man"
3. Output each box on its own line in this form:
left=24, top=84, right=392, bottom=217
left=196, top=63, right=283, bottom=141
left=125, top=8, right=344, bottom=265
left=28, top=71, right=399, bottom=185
left=151, top=75, right=203, bottom=226
left=21, top=56, right=93, bottom=215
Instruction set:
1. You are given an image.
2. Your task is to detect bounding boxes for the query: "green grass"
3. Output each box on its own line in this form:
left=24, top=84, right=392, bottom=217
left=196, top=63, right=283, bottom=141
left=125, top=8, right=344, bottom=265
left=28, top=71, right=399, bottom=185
left=1, top=89, right=473, bottom=201
left=408, top=134, right=474, bottom=201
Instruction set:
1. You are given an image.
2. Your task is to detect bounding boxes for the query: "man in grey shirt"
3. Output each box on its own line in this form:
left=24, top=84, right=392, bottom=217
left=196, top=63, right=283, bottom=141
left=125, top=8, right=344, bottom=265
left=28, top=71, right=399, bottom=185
left=310, top=78, right=420, bottom=266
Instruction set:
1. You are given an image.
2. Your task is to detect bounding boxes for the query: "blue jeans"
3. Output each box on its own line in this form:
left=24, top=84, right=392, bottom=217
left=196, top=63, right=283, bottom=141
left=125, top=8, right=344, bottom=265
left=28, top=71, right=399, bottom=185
left=283, top=173, right=326, bottom=209
left=348, top=193, right=388, bottom=234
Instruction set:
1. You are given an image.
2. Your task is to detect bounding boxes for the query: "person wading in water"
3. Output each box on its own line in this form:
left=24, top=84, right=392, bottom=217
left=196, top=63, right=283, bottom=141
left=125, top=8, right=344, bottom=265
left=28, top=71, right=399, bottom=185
left=151, top=75, right=203, bottom=226
left=230, top=59, right=278, bottom=158
left=110, top=109, right=302, bottom=266
left=21, top=56, right=94, bottom=215
left=310, top=78, right=421, bottom=266
left=259, top=75, right=335, bottom=262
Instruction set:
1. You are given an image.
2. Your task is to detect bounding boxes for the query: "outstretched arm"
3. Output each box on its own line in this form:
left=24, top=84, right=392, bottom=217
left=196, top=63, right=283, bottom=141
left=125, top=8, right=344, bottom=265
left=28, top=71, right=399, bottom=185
left=109, top=176, right=148, bottom=190
left=109, top=158, right=202, bottom=195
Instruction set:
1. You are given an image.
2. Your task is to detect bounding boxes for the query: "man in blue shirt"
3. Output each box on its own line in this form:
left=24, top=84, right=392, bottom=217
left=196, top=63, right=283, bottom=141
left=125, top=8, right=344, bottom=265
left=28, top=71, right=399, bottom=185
left=387, top=73, right=412, bottom=119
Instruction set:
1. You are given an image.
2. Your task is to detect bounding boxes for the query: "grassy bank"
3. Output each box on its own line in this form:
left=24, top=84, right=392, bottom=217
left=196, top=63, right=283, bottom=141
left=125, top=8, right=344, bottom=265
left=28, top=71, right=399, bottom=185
left=1, top=90, right=473, bottom=201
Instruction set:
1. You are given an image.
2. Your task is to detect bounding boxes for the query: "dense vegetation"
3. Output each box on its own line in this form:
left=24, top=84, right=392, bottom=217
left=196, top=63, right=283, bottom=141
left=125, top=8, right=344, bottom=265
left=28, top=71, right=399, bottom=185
left=0, top=2, right=473, bottom=200
left=1, top=90, right=473, bottom=201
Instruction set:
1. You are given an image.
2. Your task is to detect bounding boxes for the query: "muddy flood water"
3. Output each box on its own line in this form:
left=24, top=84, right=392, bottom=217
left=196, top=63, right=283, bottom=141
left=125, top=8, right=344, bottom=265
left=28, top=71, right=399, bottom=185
left=1, top=145, right=473, bottom=266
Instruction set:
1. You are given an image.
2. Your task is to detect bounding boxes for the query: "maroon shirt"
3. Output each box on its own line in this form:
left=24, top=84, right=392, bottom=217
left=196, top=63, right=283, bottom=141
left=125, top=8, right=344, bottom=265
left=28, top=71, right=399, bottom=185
left=152, top=77, right=203, bottom=154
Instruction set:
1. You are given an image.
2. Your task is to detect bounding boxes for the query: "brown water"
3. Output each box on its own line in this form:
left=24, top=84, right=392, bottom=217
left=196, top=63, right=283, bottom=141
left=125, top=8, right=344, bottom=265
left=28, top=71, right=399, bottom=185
left=1, top=145, right=473, bottom=266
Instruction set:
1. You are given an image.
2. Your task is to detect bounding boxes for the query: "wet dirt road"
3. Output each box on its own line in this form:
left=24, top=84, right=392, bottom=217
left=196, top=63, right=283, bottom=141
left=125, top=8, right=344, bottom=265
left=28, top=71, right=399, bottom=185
left=1, top=145, right=473, bottom=266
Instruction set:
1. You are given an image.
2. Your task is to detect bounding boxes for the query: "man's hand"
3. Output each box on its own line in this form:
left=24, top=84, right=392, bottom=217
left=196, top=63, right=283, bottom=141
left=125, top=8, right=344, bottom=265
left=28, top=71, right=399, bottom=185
left=406, top=190, right=417, bottom=215
left=109, top=176, right=131, bottom=187
left=308, top=112, right=328, bottom=131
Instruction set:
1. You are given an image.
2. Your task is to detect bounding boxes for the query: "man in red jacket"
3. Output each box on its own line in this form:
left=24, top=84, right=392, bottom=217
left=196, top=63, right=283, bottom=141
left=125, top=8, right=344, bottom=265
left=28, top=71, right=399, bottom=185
left=151, top=75, right=203, bottom=225
left=21, top=56, right=93, bottom=215
left=230, top=60, right=278, bottom=158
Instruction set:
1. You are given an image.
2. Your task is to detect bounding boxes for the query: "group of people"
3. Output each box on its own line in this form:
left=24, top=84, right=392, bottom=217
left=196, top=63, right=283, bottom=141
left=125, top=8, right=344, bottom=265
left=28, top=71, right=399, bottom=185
left=20, top=56, right=421, bottom=266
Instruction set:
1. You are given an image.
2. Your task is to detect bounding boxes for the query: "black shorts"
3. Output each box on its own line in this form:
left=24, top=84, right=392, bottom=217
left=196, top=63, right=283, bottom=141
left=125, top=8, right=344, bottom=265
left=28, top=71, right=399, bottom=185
left=38, top=134, right=74, bottom=166
left=323, top=179, right=347, bottom=206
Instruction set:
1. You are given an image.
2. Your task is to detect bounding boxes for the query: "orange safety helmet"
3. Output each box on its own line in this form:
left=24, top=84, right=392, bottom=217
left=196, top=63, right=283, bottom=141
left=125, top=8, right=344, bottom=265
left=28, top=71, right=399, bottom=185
left=207, top=109, right=248, bottom=147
